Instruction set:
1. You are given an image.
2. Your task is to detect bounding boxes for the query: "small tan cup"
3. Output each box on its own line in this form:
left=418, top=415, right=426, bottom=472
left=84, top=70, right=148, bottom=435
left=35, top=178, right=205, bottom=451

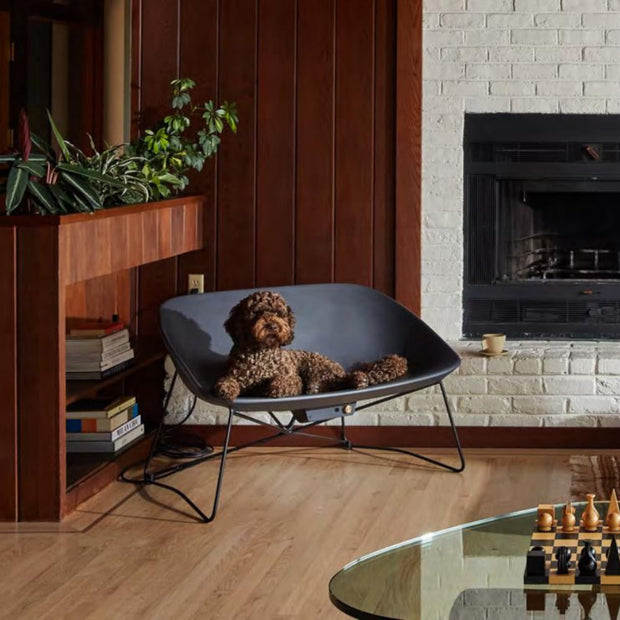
left=482, top=333, right=506, bottom=355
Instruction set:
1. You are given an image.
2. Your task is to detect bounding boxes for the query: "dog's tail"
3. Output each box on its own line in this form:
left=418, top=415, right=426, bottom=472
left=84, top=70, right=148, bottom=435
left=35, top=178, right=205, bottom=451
left=349, top=354, right=408, bottom=389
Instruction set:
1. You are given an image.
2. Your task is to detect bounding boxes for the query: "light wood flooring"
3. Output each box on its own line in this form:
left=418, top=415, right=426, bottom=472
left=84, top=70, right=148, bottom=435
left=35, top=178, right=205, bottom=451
left=1, top=447, right=582, bottom=619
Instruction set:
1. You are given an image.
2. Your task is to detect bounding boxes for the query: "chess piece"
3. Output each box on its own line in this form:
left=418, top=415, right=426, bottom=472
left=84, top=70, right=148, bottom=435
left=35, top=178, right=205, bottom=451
left=526, top=546, right=546, bottom=577
left=555, top=546, right=571, bottom=574
left=608, top=489, right=620, bottom=525
left=609, top=512, right=620, bottom=533
left=555, top=592, right=570, bottom=615
left=562, top=501, right=576, bottom=532
left=578, top=591, right=597, bottom=618
left=582, top=493, right=600, bottom=532
left=607, top=535, right=620, bottom=576
left=537, top=511, right=554, bottom=532
left=606, top=593, right=620, bottom=620
left=578, top=541, right=597, bottom=576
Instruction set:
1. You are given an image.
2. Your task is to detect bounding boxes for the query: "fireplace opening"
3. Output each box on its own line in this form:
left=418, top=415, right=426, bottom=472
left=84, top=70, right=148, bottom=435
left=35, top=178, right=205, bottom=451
left=501, top=184, right=620, bottom=281
left=463, top=113, right=620, bottom=339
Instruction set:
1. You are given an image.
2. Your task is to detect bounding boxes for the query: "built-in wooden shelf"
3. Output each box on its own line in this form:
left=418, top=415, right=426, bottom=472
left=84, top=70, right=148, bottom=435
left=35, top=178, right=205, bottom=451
left=0, top=195, right=205, bottom=521
left=66, top=339, right=165, bottom=406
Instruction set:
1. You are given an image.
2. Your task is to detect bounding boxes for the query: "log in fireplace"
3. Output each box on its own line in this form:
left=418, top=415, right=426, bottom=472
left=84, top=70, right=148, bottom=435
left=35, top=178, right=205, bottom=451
left=463, top=113, right=620, bottom=339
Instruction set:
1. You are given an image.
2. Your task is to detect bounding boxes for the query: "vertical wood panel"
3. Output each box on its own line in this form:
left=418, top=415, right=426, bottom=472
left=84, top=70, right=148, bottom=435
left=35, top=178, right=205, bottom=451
left=295, top=0, right=335, bottom=284
left=18, top=227, right=64, bottom=521
left=255, top=0, right=296, bottom=287
left=396, top=0, right=422, bottom=313
left=373, top=0, right=396, bottom=296
left=217, top=0, right=257, bottom=290
left=335, top=0, right=375, bottom=286
left=0, top=227, right=17, bottom=520
left=177, top=0, right=218, bottom=293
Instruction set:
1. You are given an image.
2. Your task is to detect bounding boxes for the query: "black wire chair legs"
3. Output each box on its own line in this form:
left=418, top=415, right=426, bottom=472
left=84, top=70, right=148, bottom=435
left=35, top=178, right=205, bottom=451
left=341, top=381, right=466, bottom=474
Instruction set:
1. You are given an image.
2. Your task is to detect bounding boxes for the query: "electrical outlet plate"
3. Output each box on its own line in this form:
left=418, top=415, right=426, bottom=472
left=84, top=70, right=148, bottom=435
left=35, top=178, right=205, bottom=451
left=188, top=274, right=205, bottom=294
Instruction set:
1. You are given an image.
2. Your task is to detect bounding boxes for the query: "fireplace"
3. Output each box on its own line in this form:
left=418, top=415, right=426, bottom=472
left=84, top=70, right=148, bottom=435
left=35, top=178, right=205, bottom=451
left=463, top=114, right=620, bottom=339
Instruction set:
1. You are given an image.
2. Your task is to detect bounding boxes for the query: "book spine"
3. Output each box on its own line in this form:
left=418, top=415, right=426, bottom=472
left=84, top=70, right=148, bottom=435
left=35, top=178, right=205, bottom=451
left=105, top=396, right=137, bottom=418
left=66, top=416, right=142, bottom=442
left=66, top=424, right=145, bottom=453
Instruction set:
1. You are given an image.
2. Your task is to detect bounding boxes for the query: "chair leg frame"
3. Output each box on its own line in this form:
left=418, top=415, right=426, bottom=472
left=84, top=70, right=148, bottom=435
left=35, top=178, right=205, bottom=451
left=120, top=379, right=465, bottom=522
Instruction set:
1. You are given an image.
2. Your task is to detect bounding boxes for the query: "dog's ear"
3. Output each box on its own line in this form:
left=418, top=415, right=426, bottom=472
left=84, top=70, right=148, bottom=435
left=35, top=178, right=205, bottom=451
left=281, top=303, right=296, bottom=345
left=224, top=301, right=248, bottom=347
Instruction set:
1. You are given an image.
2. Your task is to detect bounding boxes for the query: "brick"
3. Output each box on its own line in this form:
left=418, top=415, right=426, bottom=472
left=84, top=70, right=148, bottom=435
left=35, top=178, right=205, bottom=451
left=424, top=113, right=463, bottom=132
left=490, top=80, right=535, bottom=96
left=488, top=376, right=544, bottom=395
left=543, top=414, right=599, bottom=427
left=424, top=29, right=464, bottom=47
left=443, top=374, right=486, bottom=394
left=464, top=96, right=512, bottom=112
left=423, top=61, right=465, bottom=79
left=487, top=356, right=514, bottom=374
left=487, top=413, right=543, bottom=426
left=442, top=80, right=489, bottom=96
left=487, top=13, right=533, bottom=28
left=535, top=46, right=582, bottom=62
left=599, top=355, right=620, bottom=374
left=465, top=29, right=511, bottom=46
left=378, top=412, right=433, bottom=426
left=607, top=64, right=620, bottom=80
left=560, top=29, right=605, bottom=45
left=561, top=99, right=605, bottom=113
left=543, top=376, right=596, bottom=395
left=513, top=97, right=561, bottom=112
left=422, top=79, right=442, bottom=96
left=568, top=396, right=620, bottom=414
left=441, top=47, right=488, bottom=62
left=607, top=100, right=620, bottom=113
left=511, top=29, right=557, bottom=45
left=597, top=376, right=620, bottom=395
left=490, top=47, right=535, bottom=62
left=512, top=396, right=567, bottom=414
left=535, top=13, right=581, bottom=28
left=559, top=64, right=605, bottom=80
left=543, top=356, right=569, bottom=375
left=513, top=63, right=557, bottom=79
left=458, top=355, right=487, bottom=375
left=570, top=353, right=596, bottom=374
left=422, top=95, right=464, bottom=113
left=600, top=415, right=620, bottom=427
left=607, top=30, right=620, bottom=44
left=585, top=47, right=620, bottom=63
left=583, top=13, right=620, bottom=28
left=441, top=13, right=484, bottom=28
left=421, top=146, right=461, bottom=164
left=466, top=63, right=511, bottom=79
left=423, top=13, right=440, bottom=29
left=562, top=0, right=606, bottom=9
left=514, top=356, right=542, bottom=374
left=515, top=0, right=560, bottom=9
left=610, top=0, right=620, bottom=9
left=433, top=0, right=466, bottom=9
left=467, top=0, right=512, bottom=9
left=457, top=395, right=511, bottom=414
left=407, top=394, right=456, bottom=413
left=537, top=81, right=583, bottom=97
left=451, top=413, right=489, bottom=426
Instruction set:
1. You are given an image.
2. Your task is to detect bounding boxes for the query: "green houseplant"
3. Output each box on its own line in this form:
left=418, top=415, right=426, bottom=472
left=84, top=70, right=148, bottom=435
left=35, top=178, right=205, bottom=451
left=0, top=79, right=238, bottom=215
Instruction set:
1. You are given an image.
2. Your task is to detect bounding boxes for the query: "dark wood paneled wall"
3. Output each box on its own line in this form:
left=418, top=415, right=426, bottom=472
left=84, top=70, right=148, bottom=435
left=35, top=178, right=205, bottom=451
left=131, top=0, right=421, bottom=304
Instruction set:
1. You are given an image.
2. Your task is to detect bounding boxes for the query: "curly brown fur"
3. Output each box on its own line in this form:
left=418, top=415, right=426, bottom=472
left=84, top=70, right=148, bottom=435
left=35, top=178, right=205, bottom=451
left=213, top=291, right=408, bottom=401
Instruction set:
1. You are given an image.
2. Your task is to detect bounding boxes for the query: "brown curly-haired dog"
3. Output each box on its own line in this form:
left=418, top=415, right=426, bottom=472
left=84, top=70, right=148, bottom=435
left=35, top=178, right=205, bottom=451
left=213, top=291, right=408, bottom=402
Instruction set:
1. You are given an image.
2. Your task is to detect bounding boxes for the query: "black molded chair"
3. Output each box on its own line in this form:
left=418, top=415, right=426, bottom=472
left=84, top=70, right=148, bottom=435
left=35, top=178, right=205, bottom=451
left=124, top=283, right=464, bottom=522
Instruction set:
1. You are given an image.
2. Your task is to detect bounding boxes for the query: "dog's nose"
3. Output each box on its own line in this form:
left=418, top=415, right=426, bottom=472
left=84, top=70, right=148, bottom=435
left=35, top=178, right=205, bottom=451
left=266, top=322, right=277, bottom=330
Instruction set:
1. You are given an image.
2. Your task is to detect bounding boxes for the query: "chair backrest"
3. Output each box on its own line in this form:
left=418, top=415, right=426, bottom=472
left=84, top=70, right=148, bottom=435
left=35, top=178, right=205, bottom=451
left=160, top=283, right=458, bottom=400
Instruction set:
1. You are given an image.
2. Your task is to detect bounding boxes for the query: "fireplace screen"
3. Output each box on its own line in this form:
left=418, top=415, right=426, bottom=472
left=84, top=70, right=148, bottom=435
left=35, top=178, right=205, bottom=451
left=501, top=183, right=620, bottom=281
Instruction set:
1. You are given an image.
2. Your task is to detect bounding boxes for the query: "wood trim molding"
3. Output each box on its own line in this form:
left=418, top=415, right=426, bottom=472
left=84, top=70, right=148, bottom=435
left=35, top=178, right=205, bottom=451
left=395, top=0, right=422, bottom=314
left=183, top=424, right=620, bottom=450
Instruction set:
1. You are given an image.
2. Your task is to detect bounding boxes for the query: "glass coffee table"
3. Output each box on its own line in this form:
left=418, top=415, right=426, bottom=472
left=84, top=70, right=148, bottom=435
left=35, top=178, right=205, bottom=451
left=329, top=502, right=620, bottom=619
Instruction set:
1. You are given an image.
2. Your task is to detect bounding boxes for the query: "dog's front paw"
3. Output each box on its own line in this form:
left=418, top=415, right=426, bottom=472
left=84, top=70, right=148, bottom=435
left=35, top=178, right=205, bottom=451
left=214, top=377, right=241, bottom=402
left=349, top=370, right=369, bottom=390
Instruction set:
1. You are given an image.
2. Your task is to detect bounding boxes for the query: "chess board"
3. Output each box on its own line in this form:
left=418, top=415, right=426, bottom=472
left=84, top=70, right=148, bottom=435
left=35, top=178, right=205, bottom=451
left=525, top=522, right=620, bottom=586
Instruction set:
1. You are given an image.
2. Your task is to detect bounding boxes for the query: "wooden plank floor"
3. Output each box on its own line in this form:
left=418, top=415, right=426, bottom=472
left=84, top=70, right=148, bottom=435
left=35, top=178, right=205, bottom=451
left=0, top=448, right=581, bottom=619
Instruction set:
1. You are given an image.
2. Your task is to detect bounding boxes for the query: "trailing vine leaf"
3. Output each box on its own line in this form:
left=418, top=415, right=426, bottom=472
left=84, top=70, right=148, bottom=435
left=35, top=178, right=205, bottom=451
left=6, top=165, right=28, bottom=213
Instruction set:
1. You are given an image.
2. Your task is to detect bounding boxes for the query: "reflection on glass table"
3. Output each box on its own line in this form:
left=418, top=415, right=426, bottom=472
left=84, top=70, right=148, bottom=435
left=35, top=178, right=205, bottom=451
left=329, top=502, right=618, bottom=620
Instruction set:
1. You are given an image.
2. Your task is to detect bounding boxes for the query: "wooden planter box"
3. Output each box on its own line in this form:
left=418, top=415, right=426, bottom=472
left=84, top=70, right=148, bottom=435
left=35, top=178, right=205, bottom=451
left=0, top=195, right=204, bottom=521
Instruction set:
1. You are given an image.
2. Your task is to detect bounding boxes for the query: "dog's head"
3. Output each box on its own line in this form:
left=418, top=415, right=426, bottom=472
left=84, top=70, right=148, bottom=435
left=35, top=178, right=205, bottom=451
left=224, top=291, right=296, bottom=350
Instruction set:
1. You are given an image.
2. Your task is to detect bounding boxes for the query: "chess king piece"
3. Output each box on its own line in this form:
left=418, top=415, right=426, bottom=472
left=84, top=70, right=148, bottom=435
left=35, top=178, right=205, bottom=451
left=555, top=546, right=571, bottom=574
left=578, top=541, right=597, bottom=576
left=562, top=502, right=576, bottom=532
left=607, top=535, right=620, bottom=576
left=608, top=489, right=620, bottom=525
left=582, top=493, right=600, bottom=532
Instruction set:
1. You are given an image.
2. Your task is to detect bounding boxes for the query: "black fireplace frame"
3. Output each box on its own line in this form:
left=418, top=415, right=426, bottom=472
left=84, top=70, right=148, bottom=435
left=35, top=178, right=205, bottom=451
left=463, top=113, right=620, bottom=339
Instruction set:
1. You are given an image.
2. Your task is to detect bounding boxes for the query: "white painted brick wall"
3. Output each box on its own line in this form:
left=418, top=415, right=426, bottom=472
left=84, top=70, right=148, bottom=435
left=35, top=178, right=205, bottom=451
left=422, top=0, right=620, bottom=339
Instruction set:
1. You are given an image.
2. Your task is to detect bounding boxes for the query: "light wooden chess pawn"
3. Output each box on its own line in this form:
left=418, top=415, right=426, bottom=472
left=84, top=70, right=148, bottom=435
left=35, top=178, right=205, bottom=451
left=562, top=502, right=576, bottom=532
left=609, top=512, right=620, bottom=533
left=582, top=493, right=601, bottom=532
left=537, top=511, right=554, bottom=532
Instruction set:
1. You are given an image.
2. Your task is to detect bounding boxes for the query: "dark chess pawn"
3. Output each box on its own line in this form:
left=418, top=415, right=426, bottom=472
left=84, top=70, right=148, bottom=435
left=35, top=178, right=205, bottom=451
left=578, top=541, right=597, bottom=576
left=555, top=546, right=571, bottom=574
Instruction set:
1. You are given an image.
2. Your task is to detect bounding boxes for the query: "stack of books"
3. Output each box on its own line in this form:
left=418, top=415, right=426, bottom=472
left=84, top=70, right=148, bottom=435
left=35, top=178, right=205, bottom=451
left=66, top=396, right=144, bottom=453
left=66, top=319, right=135, bottom=380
